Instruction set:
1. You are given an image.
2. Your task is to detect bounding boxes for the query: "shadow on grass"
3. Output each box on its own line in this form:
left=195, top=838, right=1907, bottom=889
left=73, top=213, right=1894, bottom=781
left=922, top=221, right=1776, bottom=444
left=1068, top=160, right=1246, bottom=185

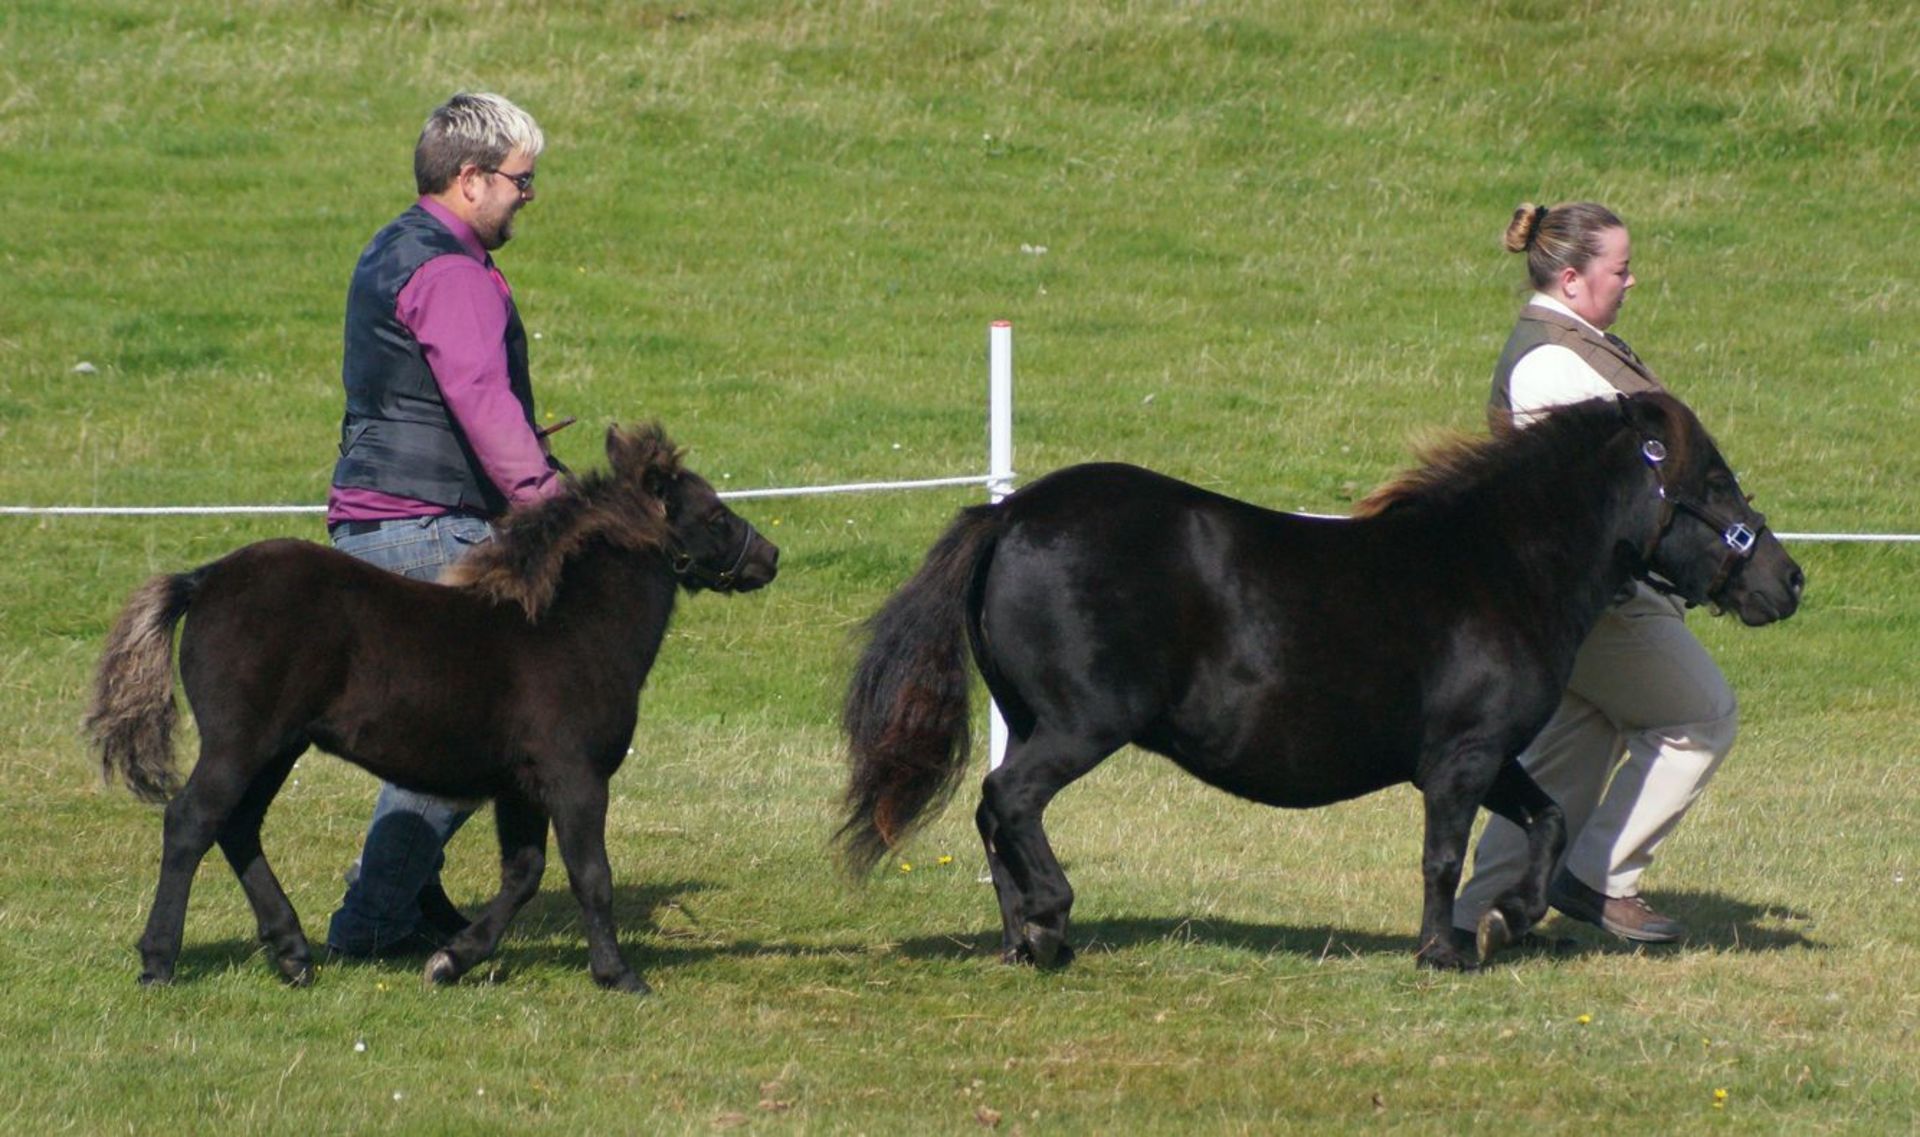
left=1636, top=888, right=1820, bottom=953
left=162, top=881, right=1822, bottom=985
left=890, top=887, right=1820, bottom=966
left=894, top=916, right=1420, bottom=962
left=168, top=878, right=720, bottom=984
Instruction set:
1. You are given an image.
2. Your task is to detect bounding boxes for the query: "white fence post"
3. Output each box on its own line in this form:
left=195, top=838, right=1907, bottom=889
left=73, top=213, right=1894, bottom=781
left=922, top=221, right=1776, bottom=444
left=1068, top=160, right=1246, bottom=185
left=987, top=321, right=1014, bottom=771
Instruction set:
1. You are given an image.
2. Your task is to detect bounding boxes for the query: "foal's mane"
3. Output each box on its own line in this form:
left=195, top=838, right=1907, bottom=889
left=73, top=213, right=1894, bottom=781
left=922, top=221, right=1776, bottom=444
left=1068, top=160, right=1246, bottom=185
left=1352, top=397, right=1644, bottom=520
left=439, top=423, right=683, bottom=619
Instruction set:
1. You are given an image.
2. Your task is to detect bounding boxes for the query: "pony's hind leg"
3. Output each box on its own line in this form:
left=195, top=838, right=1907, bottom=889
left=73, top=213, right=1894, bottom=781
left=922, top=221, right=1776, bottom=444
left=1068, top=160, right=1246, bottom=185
left=216, top=743, right=314, bottom=986
left=1472, top=757, right=1567, bottom=964
left=977, top=726, right=1119, bottom=969
left=975, top=798, right=1027, bottom=962
left=424, top=792, right=548, bottom=989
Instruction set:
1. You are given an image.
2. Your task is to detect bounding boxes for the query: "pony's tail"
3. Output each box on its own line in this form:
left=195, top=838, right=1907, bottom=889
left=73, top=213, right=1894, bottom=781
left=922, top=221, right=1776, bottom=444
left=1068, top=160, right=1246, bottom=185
left=837, top=504, right=1003, bottom=876
left=85, top=569, right=203, bottom=804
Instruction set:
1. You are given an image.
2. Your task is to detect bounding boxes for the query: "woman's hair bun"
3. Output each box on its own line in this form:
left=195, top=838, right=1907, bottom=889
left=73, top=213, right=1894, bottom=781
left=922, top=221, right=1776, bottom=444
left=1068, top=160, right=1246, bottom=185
left=1503, top=203, right=1547, bottom=253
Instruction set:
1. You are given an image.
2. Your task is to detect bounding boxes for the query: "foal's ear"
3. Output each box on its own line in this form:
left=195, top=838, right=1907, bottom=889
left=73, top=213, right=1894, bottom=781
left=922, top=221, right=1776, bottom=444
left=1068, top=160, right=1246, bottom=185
left=605, top=424, right=633, bottom=469
left=605, top=422, right=674, bottom=473
left=605, top=423, right=657, bottom=474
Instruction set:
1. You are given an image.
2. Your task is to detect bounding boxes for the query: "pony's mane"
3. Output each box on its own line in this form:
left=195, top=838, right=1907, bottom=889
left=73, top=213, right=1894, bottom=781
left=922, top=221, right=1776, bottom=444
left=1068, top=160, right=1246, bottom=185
left=1352, top=398, right=1632, bottom=520
left=439, top=424, right=684, bottom=619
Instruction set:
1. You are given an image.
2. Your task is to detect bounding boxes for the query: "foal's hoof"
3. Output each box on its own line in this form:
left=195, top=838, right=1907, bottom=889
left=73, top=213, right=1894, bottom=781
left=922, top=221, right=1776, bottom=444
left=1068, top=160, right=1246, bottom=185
left=422, top=950, right=461, bottom=987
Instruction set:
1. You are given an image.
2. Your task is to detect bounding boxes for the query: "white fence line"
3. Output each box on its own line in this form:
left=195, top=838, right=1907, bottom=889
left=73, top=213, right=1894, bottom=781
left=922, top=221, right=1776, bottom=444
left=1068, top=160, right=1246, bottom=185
left=1774, top=532, right=1920, bottom=543
left=0, top=310, right=1912, bottom=554
left=0, top=475, right=1003, bottom=515
left=3, top=512, right=1912, bottom=543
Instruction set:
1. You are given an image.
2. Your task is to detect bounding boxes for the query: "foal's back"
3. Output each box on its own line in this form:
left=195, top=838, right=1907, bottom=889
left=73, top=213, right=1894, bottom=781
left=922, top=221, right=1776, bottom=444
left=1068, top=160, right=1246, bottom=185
left=176, top=539, right=533, bottom=798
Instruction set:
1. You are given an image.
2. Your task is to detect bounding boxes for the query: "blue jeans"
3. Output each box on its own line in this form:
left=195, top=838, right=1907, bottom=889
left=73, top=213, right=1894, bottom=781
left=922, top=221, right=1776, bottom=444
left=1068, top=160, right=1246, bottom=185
left=325, top=514, right=493, bottom=955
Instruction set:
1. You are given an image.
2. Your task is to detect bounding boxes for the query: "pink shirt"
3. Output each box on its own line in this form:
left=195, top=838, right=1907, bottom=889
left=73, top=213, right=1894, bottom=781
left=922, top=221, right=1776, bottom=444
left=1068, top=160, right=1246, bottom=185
left=327, top=198, right=562, bottom=524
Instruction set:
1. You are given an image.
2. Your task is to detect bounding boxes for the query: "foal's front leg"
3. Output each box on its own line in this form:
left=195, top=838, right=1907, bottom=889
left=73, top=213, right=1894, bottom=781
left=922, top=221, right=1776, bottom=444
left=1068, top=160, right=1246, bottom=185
left=547, top=778, right=649, bottom=994
left=423, top=794, right=547, bottom=988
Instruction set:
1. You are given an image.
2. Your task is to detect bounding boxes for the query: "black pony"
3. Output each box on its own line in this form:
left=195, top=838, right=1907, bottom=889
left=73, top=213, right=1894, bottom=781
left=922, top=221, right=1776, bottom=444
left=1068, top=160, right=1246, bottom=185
left=88, top=424, right=777, bottom=993
left=839, top=393, right=1801, bottom=970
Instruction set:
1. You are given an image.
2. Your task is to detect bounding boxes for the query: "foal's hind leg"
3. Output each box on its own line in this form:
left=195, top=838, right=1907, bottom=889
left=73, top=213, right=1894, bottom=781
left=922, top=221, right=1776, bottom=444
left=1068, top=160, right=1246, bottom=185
left=136, top=746, right=262, bottom=985
left=1472, top=757, right=1567, bottom=964
left=977, top=726, right=1118, bottom=969
left=424, top=792, right=548, bottom=988
left=215, top=743, right=315, bottom=986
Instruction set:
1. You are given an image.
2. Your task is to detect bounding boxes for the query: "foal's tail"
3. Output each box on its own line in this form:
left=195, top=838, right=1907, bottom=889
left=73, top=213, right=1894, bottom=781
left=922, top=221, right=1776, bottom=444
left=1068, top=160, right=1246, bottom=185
left=85, top=569, right=205, bottom=804
left=837, top=504, right=1004, bottom=876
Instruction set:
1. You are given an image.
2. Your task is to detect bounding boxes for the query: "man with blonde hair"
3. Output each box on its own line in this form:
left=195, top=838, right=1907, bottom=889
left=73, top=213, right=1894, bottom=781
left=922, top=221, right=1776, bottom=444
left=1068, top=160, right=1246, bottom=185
left=324, top=92, right=565, bottom=958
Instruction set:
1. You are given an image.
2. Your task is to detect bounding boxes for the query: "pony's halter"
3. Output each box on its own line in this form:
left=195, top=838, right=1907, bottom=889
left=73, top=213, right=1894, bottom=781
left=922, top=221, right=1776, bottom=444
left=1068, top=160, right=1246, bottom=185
left=668, top=521, right=756, bottom=591
left=1638, top=438, right=1766, bottom=602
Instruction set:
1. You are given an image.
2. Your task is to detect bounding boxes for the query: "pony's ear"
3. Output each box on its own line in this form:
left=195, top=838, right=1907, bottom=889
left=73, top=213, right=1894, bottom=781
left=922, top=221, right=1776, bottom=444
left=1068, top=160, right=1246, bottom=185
left=1621, top=392, right=1672, bottom=441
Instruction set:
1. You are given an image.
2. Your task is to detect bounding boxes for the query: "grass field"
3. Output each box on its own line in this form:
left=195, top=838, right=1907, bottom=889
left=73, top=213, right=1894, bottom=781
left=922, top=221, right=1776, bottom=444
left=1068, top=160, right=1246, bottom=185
left=2, top=1, right=1916, bottom=1132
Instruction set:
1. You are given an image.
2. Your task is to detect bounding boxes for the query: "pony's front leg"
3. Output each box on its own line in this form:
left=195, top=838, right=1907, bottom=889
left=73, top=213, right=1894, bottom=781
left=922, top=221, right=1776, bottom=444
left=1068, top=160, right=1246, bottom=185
left=547, top=780, right=648, bottom=994
left=1473, top=757, right=1568, bottom=963
left=1414, top=752, right=1502, bottom=971
left=424, top=795, right=547, bottom=988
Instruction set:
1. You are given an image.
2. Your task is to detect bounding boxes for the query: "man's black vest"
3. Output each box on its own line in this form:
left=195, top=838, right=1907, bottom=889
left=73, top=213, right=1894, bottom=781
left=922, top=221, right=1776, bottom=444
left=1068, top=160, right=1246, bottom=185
left=332, top=204, right=534, bottom=516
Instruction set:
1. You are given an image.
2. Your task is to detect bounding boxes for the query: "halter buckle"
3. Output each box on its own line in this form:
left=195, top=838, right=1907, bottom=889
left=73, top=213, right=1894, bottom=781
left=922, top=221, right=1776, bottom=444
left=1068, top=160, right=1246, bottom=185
left=1641, top=439, right=1667, bottom=464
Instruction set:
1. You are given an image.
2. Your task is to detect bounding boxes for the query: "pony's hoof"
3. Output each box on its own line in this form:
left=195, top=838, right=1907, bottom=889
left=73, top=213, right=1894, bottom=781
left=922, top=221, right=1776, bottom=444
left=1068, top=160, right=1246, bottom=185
left=422, top=950, right=461, bottom=987
left=1415, top=934, right=1479, bottom=972
left=280, top=962, right=316, bottom=988
left=1476, top=909, right=1514, bottom=964
left=137, top=969, right=174, bottom=987
left=599, top=971, right=653, bottom=996
left=1021, top=923, right=1073, bottom=970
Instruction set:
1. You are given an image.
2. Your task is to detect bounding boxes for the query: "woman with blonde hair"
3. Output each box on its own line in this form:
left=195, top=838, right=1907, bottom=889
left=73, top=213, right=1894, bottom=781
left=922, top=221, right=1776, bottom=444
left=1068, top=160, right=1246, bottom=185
left=1459, top=201, right=1740, bottom=957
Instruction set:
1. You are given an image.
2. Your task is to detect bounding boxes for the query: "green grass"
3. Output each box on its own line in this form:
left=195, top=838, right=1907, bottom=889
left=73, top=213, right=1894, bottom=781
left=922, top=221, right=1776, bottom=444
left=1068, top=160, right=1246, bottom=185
left=2, top=1, right=1916, bottom=1132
